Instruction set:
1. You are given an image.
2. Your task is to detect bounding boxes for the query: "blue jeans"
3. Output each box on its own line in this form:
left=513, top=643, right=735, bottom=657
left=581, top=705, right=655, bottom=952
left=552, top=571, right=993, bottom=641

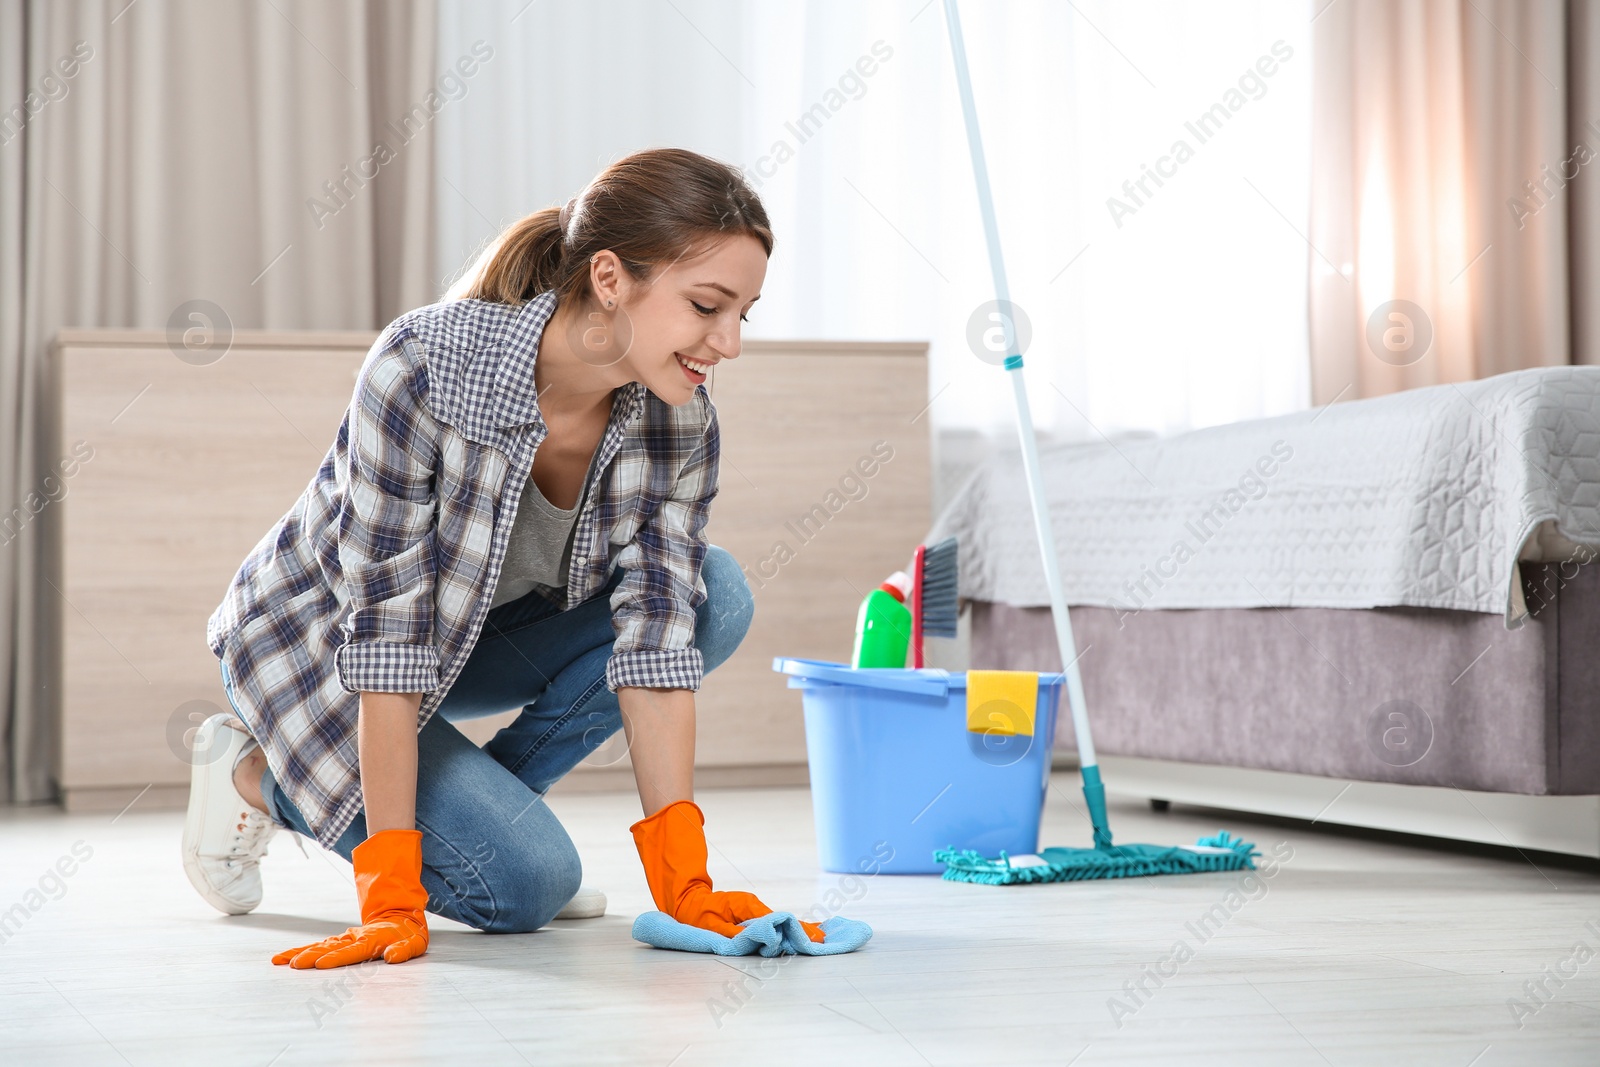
left=217, top=545, right=754, bottom=933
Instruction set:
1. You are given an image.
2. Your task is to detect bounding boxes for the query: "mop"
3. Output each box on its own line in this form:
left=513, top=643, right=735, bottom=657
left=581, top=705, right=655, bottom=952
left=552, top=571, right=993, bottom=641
left=932, top=0, right=1257, bottom=885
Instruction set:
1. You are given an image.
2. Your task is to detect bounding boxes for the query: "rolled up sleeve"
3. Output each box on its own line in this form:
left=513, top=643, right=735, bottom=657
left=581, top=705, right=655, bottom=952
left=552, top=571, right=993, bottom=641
left=333, top=334, right=442, bottom=694
left=605, top=398, right=719, bottom=692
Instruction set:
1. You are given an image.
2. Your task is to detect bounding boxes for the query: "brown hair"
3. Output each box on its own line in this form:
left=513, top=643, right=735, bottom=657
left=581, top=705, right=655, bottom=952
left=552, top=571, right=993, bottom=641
left=445, top=147, right=774, bottom=306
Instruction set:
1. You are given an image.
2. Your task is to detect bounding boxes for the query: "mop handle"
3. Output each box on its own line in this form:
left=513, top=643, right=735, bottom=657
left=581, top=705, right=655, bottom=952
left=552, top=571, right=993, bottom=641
left=941, top=0, right=1097, bottom=771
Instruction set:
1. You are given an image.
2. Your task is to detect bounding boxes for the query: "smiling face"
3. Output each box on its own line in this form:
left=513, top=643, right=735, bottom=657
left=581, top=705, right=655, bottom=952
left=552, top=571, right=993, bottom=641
left=598, top=234, right=768, bottom=406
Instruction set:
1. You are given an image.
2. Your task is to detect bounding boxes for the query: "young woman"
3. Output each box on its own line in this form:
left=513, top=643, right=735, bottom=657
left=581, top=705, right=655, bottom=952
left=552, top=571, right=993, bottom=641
left=184, top=147, right=823, bottom=969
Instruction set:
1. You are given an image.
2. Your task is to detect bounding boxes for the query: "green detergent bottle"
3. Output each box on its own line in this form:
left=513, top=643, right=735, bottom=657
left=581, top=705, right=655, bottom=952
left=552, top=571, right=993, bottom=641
left=851, top=571, right=913, bottom=668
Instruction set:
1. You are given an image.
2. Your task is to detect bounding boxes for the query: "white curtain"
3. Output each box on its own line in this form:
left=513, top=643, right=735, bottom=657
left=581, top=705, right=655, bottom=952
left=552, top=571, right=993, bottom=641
left=0, top=0, right=1314, bottom=800
left=434, top=0, right=1314, bottom=503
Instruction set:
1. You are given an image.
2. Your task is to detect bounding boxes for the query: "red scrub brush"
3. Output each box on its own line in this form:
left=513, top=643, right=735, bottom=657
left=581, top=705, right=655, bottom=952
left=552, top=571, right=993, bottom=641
left=907, top=536, right=959, bottom=668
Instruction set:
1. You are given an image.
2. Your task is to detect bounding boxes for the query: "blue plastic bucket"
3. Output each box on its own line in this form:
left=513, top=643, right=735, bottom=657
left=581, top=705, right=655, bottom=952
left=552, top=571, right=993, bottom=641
left=773, top=657, right=1065, bottom=875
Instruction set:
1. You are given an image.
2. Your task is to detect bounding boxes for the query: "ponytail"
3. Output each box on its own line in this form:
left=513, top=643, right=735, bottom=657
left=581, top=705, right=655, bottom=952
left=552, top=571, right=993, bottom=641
left=443, top=206, right=565, bottom=304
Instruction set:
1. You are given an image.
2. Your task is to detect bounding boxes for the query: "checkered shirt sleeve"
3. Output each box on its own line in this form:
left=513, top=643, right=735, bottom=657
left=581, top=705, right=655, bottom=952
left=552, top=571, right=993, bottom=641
left=332, top=336, right=444, bottom=694
left=604, top=399, right=720, bottom=692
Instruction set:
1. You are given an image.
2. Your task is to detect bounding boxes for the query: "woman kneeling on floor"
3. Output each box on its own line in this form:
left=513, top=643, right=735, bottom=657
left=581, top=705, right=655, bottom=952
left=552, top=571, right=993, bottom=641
left=184, top=147, right=822, bottom=968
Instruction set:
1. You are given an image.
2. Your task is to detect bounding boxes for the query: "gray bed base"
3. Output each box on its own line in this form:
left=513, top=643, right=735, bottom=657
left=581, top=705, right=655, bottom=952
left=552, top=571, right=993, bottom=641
left=969, top=562, right=1600, bottom=856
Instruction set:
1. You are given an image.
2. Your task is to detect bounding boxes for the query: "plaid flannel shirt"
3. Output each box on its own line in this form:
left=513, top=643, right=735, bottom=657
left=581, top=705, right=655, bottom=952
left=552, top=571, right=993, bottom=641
left=206, top=290, right=720, bottom=847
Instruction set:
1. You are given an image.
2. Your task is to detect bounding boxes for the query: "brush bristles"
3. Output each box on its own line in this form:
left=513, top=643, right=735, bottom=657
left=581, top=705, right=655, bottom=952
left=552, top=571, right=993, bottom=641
left=918, top=536, right=960, bottom=638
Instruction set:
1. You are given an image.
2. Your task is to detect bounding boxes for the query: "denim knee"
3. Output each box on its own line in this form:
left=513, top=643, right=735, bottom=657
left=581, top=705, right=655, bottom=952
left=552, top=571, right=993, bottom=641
left=459, top=834, right=584, bottom=935
left=697, top=545, right=754, bottom=672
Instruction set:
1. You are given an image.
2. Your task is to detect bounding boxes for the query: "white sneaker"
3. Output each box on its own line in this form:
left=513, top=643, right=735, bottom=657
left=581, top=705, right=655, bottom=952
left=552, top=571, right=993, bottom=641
left=181, top=715, right=278, bottom=915
left=555, top=885, right=607, bottom=919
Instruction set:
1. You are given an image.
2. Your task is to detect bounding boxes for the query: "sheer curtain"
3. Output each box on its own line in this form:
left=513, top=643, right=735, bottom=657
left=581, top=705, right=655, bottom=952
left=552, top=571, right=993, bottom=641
left=433, top=1, right=1314, bottom=504
left=1308, top=0, right=1600, bottom=403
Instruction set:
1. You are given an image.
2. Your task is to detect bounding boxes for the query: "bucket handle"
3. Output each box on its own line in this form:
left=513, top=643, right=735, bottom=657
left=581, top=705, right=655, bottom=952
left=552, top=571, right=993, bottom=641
left=771, top=657, right=952, bottom=698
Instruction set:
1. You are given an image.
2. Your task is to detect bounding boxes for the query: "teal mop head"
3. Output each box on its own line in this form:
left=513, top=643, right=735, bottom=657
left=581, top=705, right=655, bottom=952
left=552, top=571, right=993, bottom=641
left=934, top=831, right=1258, bottom=886
left=932, top=765, right=1258, bottom=885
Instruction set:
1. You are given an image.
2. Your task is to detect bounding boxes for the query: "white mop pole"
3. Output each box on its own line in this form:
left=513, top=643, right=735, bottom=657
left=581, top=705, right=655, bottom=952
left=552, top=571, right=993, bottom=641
left=941, top=0, right=1112, bottom=847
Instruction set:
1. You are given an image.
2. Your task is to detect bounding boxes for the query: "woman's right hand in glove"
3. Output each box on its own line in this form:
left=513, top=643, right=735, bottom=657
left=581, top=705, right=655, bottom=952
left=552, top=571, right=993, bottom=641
left=273, top=828, right=430, bottom=968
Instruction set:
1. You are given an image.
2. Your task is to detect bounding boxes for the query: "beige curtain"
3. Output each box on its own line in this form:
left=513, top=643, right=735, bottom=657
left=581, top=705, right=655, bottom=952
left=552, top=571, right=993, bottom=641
left=1309, top=0, right=1600, bottom=403
left=1, top=0, right=437, bottom=803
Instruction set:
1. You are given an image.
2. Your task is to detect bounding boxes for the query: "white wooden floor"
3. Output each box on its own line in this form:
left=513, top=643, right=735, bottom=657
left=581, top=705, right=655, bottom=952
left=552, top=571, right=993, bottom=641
left=3, top=776, right=1599, bottom=1066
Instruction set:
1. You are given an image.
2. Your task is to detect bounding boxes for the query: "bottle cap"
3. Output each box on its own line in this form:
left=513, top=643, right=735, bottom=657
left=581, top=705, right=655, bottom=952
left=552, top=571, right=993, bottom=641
left=878, top=570, right=913, bottom=602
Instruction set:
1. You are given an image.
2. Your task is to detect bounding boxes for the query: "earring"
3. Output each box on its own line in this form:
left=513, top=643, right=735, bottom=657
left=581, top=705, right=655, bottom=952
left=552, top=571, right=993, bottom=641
left=606, top=300, right=614, bottom=308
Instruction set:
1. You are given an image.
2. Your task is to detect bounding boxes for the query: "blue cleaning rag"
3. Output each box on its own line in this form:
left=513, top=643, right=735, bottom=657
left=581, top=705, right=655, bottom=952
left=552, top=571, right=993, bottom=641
left=631, top=911, right=873, bottom=956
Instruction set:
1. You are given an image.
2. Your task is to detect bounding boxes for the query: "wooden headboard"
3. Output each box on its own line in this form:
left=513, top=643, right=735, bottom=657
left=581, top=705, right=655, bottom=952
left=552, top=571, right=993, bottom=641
left=49, top=328, right=930, bottom=810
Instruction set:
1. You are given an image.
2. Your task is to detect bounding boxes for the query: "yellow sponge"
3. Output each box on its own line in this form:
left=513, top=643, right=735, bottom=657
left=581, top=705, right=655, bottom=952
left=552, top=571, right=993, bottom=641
left=965, top=670, right=1038, bottom=737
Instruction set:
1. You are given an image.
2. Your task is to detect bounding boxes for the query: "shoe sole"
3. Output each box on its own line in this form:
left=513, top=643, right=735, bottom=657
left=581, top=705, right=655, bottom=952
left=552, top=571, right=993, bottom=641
left=180, top=715, right=256, bottom=916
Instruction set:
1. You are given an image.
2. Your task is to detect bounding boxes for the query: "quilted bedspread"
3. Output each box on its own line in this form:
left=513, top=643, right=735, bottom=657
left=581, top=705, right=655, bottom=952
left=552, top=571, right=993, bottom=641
left=927, top=367, right=1600, bottom=627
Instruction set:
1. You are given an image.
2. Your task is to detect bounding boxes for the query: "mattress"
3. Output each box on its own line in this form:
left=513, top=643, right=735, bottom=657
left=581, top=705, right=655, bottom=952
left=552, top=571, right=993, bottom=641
left=928, top=367, right=1600, bottom=626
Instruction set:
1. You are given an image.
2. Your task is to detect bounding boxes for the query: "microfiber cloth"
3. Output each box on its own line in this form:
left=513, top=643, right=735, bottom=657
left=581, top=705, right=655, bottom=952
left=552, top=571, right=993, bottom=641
left=631, top=911, right=872, bottom=956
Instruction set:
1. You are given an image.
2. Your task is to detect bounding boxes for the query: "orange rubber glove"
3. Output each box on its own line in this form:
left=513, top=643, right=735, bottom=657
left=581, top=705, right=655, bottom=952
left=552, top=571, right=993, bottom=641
left=273, top=828, right=430, bottom=969
left=630, top=799, right=824, bottom=944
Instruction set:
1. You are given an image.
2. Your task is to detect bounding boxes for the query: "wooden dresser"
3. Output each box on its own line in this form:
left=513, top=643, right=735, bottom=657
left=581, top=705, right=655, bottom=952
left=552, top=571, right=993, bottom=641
left=50, top=328, right=930, bottom=811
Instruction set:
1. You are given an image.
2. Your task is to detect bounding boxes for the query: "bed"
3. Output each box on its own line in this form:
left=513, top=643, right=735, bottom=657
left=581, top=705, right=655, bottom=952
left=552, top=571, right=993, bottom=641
left=929, top=366, right=1600, bottom=856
